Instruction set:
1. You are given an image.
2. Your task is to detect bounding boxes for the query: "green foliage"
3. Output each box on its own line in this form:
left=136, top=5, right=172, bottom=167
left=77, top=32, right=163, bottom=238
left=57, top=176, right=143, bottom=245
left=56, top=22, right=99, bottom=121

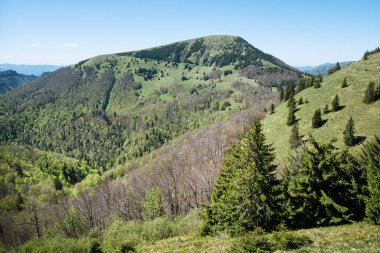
left=286, top=100, right=296, bottom=126
left=361, top=136, right=380, bottom=224
left=269, top=104, right=275, bottom=114
left=343, top=117, right=356, bottom=146
left=327, top=62, right=341, bottom=75
left=90, top=241, right=102, bottom=253
left=363, top=81, right=376, bottom=104
left=282, top=138, right=366, bottom=228
left=341, top=77, right=348, bottom=88
left=331, top=94, right=340, bottom=111
left=289, top=123, right=301, bottom=149
left=59, top=207, right=88, bottom=238
left=311, top=109, right=323, bottom=128
left=229, top=228, right=312, bottom=253
left=229, top=228, right=273, bottom=253
left=205, top=121, right=280, bottom=235
left=141, top=187, right=165, bottom=220
left=363, top=47, right=380, bottom=60
left=18, top=236, right=92, bottom=253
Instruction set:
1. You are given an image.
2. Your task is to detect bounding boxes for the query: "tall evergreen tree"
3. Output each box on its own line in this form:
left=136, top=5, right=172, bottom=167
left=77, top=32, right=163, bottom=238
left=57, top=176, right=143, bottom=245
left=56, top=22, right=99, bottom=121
left=282, top=138, right=366, bottom=228
left=331, top=94, right=340, bottom=111
left=287, top=99, right=296, bottom=126
left=289, top=123, right=302, bottom=149
left=279, top=87, right=284, bottom=101
left=323, top=104, right=329, bottom=114
left=361, top=136, right=380, bottom=224
left=269, top=104, right=275, bottom=114
left=363, top=81, right=375, bottom=104
left=311, top=109, right=322, bottom=128
left=203, top=121, right=280, bottom=235
left=298, top=97, right=303, bottom=105
left=341, top=77, right=348, bottom=88
left=343, top=117, right=356, bottom=146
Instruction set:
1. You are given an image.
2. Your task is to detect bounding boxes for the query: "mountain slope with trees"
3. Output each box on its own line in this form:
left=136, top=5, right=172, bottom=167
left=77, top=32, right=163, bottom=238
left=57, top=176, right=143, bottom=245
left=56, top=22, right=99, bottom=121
left=0, top=70, right=37, bottom=93
left=263, top=51, right=380, bottom=163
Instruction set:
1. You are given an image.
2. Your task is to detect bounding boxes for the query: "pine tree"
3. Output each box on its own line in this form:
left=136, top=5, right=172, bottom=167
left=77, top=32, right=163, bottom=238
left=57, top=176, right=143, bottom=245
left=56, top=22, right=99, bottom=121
left=287, top=99, right=296, bottom=126
left=289, top=123, right=301, bottom=149
left=341, top=77, right=348, bottom=88
left=279, top=88, right=284, bottom=101
left=335, top=62, right=341, bottom=71
left=323, top=104, right=329, bottom=114
left=311, top=109, right=322, bottom=128
left=282, top=138, right=366, bottom=228
left=361, top=136, right=380, bottom=224
left=269, top=104, right=275, bottom=114
left=204, top=121, right=280, bottom=235
left=287, top=97, right=295, bottom=108
left=331, top=94, right=340, bottom=111
left=298, top=97, right=303, bottom=105
left=343, top=117, right=356, bottom=146
left=363, top=81, right=375, bottom=104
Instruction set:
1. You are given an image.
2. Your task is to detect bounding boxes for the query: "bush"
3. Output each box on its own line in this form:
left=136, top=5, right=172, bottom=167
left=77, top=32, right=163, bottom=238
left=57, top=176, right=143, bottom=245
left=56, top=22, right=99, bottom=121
left=270, top=231, right=312, bottom=250
left=229, top=228, right=273, bottom=253
left=18, top=237, right=92, bottom=253
left=229, top=228, right=312, bottom=253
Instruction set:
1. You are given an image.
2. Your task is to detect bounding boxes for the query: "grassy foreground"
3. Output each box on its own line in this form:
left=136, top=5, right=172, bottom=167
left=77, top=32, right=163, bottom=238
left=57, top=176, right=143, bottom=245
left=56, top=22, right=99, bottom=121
left=139, top=223, right=380, bottom=253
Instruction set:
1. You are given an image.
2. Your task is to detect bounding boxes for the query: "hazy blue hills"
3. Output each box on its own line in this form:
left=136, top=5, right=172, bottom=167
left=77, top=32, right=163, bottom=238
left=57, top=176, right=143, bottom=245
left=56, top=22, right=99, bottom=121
left=0, top=63, right=61, bottom=76
left=297, top=61, right=354, bottom=76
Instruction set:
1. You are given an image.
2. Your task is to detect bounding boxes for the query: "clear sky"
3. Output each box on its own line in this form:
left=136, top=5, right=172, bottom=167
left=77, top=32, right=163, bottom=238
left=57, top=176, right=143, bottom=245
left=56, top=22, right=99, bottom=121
left=1, top=0, right=379, bottom=66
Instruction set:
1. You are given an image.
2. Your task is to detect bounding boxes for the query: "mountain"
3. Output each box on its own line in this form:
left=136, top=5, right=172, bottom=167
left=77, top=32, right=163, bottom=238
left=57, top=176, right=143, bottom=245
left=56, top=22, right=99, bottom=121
left=263, top=52, right=380, bottom=163
left=0, top=64, right=61, bottom=76
left=0, top=70, right=37, bottom=93
left=0, top=35, right=301, bottom=169
left=297, top=61, right=354, bottom=76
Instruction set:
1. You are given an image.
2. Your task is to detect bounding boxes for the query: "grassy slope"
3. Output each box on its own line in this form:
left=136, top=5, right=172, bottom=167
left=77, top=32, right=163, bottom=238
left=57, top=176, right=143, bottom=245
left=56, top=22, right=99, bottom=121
left=138, top=223, right=380, bottom=253
left=262, top=52, right=380, bottom=164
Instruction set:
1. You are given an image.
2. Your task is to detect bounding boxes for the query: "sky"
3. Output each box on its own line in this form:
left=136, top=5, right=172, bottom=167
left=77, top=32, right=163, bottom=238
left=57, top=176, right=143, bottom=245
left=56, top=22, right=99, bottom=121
left=0, top=0, right=379, bottom=66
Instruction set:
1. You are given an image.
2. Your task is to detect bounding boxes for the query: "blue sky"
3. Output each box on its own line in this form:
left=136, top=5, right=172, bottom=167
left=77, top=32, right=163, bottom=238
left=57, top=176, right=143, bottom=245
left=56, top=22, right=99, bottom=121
left=0, top=0, right=379, bottom=66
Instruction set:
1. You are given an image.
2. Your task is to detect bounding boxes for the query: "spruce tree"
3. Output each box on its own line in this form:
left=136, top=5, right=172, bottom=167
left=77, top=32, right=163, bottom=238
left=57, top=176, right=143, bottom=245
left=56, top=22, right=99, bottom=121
left=204, top=121, right=280, bottom=235
left=331, top=94, right=340, bottom=111
left=283, top=138, right=366, bottom=228
left=341, top=77, right=348, bottom=88
left=289, top=123, right=301, bottom=149
left=311, top=109, right=322, bottom=128
left=363, top=81, right=375, bottom=104
left=323, top=104, right=329, bottom=114
left=298, top=97, right=303, bottom=105
left=269, top=104, right=275, bottom=114
left=279, top=88, right=284, bottom=101
left=287, top=100, right=296, bottom=126
left=343, top=117, right=356, bottom=146
left=361, top=136, right=380, bottom=224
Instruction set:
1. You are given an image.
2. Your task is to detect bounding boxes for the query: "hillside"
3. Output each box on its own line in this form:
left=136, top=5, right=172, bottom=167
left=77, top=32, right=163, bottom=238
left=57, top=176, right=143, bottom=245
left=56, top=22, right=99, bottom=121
left=263, top=52, right=380, bottom=164
left=297, top=61, right=354, bottom=76
left=0, top=70, right=37, bottom=93
left=0, top=35, right=300, bottom=170
left=0, top=64, right=61, bottom=76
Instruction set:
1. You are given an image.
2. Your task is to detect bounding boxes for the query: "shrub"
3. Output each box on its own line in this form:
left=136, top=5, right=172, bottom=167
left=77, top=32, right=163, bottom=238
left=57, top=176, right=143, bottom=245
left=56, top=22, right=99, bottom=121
left=270, top=231, right=312, bottom=250
left=229, top=228, right=273, bottom=253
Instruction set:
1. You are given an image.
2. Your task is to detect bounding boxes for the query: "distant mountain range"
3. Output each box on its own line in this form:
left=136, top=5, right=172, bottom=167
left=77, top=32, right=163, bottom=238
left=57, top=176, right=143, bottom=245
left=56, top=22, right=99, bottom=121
left=0, top=70, right=37, bottom=93
left=297, top=61, right=354, bottom=76
left=0, top=63, right=61, bottom=76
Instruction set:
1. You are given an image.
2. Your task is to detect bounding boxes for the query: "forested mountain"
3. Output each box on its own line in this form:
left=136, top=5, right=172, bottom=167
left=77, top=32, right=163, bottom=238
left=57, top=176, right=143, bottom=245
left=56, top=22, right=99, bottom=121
left=0, top=70, right=37, bottom=93
left=0, top=64, right=61, bottom=76
left=0, top=35, right=301, bottom=170
left=2, top=37, right=379, bottom=252
left=297, top=61, right=354, bottom=76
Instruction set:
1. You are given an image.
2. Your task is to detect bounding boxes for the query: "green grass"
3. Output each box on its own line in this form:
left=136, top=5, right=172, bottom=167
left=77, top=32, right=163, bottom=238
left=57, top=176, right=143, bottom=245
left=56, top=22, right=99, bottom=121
left=262, top=52, right=380, bottom=164
left=137, top=223, right=380, bottom=253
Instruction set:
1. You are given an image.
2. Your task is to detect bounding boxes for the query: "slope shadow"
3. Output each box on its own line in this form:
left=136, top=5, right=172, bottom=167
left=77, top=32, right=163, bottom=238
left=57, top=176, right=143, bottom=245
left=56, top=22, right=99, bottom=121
left=355, top=136, right=367, bottom=145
